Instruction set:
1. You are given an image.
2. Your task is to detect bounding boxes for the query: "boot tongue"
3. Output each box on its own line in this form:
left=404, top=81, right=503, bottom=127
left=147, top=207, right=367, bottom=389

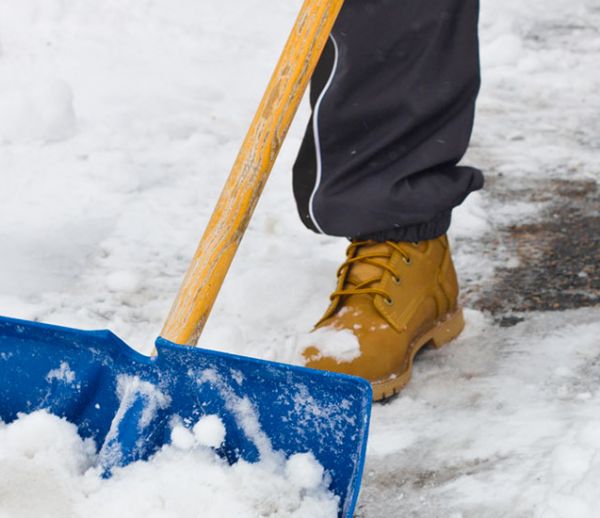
left=345, top=242, right=390, bottom=287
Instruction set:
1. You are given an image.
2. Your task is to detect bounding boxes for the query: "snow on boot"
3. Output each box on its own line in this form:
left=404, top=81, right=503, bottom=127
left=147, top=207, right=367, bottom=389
left=303, top=235, right=465, bottom=401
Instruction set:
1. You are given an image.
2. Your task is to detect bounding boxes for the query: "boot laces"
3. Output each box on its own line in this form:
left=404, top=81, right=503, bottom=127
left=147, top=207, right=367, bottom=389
left=331, top=241, right=413, bottom=306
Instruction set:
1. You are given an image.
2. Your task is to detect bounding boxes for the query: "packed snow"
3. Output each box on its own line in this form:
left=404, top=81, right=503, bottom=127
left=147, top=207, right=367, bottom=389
left=297, top=322, right=362, bottom=364
left=0, top=0, right=599, bottom=516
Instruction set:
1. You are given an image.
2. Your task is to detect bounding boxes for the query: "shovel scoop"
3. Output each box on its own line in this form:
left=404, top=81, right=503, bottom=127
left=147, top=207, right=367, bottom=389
left=0, top=316, right=370, bottom=516
left=0, top=1, right=371, bottom=517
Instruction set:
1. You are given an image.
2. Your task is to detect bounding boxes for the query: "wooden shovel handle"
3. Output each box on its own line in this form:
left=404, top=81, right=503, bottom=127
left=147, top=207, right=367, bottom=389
left=160, top=0, right=345, bottom=346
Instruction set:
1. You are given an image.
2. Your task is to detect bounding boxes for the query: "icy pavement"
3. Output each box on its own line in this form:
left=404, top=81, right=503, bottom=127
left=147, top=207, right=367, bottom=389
left=0, top=0, right=599, bottom=516
left=358, top=308, right=600, bottom=517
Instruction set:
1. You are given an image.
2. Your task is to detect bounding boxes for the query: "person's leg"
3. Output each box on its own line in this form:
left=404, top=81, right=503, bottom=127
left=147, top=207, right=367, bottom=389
left=295, top=0, right=482, bottom=400
left=293, top=0, right=482, bottom=241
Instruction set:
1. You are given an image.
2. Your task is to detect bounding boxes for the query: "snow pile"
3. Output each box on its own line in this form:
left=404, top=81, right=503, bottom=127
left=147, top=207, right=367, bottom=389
left=0, top=411, right=338, bottom=518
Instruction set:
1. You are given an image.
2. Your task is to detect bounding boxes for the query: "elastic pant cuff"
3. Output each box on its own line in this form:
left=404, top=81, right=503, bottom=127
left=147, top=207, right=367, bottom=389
left=354, top=210, right=452, bottom=243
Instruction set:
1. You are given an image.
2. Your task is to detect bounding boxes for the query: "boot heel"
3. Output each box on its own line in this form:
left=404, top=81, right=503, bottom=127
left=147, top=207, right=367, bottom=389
left=430, top=308, right=465, bottom=349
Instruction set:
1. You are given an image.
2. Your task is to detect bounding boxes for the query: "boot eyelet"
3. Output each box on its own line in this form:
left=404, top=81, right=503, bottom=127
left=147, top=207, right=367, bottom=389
left=403, top=256, right=412, bottom=265
left=392, top=275, right=401, bottom=285
left=384, top=297, right=394, bottom=306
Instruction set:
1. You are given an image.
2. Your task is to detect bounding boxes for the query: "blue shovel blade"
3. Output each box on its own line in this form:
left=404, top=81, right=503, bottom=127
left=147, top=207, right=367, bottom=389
left=0, top=315, right=371, bottom=517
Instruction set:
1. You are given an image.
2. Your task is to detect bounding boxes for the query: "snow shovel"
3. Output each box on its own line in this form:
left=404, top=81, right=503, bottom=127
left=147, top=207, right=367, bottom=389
left=0, top=0, right=372, bottom=516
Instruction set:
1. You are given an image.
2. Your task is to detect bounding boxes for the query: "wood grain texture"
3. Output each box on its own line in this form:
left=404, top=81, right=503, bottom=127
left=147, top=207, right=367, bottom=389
left=161, top=0, right=345, bottom=346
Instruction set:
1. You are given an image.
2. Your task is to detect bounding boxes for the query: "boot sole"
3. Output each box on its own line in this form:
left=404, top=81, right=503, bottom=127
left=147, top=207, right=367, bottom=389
left=371, top=307, right=465, bottom=402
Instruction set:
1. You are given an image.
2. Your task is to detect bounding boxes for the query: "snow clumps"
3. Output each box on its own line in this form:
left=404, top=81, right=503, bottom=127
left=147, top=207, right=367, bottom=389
left=192, top=413, right=227, bottom=448
left=169, top=415, right=226, bottom=450
left=0, top=410, right=339, bottom=518
left=297, top=325, right=362, bottom=364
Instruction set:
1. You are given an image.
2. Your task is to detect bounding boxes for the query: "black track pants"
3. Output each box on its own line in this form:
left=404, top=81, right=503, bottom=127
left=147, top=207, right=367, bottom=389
left=293, top=0, right=484, bottom=242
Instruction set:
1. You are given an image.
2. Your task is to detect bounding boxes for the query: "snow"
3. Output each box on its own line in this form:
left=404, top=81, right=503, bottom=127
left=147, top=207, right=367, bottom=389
left=297, top=325, right=362, bottom=364
left=169, top=423, right=196, bottom=450
left=360, top=309, right=600, bottom=516
left=98, top=375, right=171, bottom=468
left=0, top=0, right=599, bottom=516
left=0, top=79, right=76, bottom=144
left=193, top=414, right=226, bottom=448
left=285, top=452, right=327, bottom=491
left=114, top=375, right=170, bottom=431
left=0, top=411, right=338, bottom=518
left=46, top=361, right=76, bottom=383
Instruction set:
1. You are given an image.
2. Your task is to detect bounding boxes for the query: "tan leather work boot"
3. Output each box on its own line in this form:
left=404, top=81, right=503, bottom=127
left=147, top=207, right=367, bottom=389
left=303, top=235, right=464, bottom=401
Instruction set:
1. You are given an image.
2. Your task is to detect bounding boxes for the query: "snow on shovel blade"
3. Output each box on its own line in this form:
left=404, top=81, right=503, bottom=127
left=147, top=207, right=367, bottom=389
left=0, top=315, right=372, bottom=517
